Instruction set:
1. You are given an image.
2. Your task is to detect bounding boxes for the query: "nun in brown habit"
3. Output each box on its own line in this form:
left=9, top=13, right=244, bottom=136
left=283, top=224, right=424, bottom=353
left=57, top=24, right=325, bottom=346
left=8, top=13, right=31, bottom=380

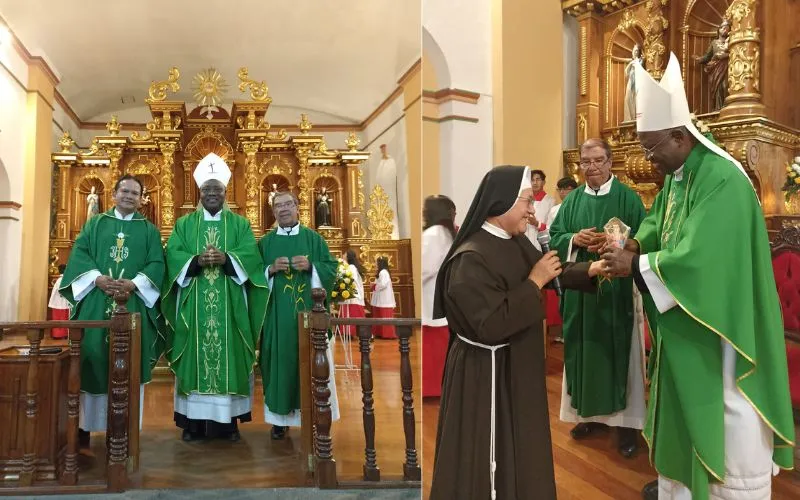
left=429, top=166, right=604, bottom=500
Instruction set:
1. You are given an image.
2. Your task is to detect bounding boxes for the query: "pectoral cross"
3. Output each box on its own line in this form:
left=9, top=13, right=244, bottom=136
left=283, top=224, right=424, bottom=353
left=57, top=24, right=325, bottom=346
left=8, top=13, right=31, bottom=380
left=208, top=162, right=216, bottom=173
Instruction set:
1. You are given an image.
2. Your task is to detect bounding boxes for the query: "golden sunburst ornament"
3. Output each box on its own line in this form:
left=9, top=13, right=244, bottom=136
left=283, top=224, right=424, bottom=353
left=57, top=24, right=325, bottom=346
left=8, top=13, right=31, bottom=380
left=192, top=68, right=229, bottom=118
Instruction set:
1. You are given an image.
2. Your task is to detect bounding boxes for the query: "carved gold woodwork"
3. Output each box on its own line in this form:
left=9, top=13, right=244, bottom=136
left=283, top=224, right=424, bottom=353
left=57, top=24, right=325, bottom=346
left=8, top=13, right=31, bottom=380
left=107, top=148, right=123, bottom=184
left=106, top=116, right=121, bottom=136
left=721, top=0, right=765, bottom=119
left=58, top=131, right=75, bottom=153
left=158, top=141, right=177, bottom=228
left=295, top=146, right=313, bottom=227
left=48, top=246, right=59, bottom=283
left=237, top=67, right=271, bottom=103
left=299, top=114, right=312, bottom=135
left=367, top=185, right=395, bottom=240
left=243, top=141, right=261, bottom=228
left=643, top=0, right=669, bottom=79
left=345, top=131, right=360, bottom=152
left=146, top=67, right=180, bottom=103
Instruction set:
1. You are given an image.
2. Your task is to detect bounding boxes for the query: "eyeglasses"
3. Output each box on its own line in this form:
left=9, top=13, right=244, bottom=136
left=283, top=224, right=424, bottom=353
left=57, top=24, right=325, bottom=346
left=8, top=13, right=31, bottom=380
left=200, top=187, right=225, bottom=194
left=579, top=157, right=609, bottom=169
left=273, top=201, right=296, bottom=210
left=641, top=133, right=671, bottom=160
left=517, top=196, right=535, bottom=207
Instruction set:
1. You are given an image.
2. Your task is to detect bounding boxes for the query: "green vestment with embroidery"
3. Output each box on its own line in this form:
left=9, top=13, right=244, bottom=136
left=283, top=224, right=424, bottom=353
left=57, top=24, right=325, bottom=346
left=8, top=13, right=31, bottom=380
left=258, top=225, right=337, bottom=415
left=550, top=178, right=651, bottom=417
left=635, top=143, right=795, bottom=499
left=161, top=210, right=269, bottom=397
left=60, top=209, right=165, bottom=394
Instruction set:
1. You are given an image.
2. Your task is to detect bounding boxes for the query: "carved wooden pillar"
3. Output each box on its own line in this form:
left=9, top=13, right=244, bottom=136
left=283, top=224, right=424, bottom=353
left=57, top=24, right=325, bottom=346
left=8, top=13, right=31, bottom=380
left=643, top=0, right=670, bottom=80
left=343, top=160, right=368, bottom=239
left=295, top=146, right=312, bottom=227
left=310, top=288, right=337, bottom=488
left=575, top=12, right=603, bottom=140
left=242, top=141, right=261, bottom=229
left=158, top=141, right=177, bottom=233
left=720, top=0, right=766, bottom=119
left=107, top=148, right=123, bottom=185
left=21, top=329, right=44, bottom=486
left=106, top=293, right=132, bottom=492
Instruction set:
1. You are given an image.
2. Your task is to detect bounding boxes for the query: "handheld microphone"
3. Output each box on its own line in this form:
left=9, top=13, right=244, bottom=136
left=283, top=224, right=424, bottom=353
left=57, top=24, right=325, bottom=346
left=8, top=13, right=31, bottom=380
left=536, top=231, right=563, bottom=297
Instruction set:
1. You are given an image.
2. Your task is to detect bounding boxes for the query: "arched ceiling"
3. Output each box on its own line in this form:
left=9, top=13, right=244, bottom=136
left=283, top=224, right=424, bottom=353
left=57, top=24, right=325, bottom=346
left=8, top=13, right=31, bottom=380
left=0, top=0, right=420, bottom=125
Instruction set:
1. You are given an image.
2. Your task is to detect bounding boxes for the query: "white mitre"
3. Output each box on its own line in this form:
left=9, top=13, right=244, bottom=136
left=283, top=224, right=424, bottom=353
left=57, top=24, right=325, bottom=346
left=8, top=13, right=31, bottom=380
left=193, top=153, right=232, bottom=188
left=634, top=53, right=752, bottom=187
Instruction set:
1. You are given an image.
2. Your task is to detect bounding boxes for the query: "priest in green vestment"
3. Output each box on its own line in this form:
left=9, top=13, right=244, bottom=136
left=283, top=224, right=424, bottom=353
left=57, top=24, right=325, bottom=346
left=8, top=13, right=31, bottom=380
left=601, top=53, right=795, bottom=500
left=550, top=137, right=649, bottom=459
left=60, top=174, right=165, bottom=448
left=258, top=191, right=338, bottom=440
left=161, top=153, right=269, bottom=442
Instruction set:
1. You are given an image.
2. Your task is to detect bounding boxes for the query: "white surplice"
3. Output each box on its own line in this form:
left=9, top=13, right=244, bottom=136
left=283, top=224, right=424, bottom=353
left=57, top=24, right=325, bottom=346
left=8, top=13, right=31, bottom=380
left=262, top=223, right=340, bottom=426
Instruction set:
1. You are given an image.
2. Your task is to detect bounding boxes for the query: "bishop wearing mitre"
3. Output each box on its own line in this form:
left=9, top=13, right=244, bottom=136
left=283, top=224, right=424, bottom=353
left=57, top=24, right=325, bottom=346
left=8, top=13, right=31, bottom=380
left=161, top=153, right=269, bottom=442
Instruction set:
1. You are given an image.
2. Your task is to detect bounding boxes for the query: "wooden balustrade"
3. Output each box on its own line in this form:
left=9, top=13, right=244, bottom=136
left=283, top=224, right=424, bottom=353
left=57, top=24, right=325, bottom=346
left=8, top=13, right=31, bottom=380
left=0, top=293, right=137, bottom=494
left=301, top=288, right=421, bottom=489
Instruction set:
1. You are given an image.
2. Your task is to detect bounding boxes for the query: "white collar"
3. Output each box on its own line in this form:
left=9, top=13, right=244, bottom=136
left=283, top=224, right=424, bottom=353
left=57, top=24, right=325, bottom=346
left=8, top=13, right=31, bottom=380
left=584, top=175, right=615, bottom=196
left=277, top=223, right=300, bottom=236
left=481, top=221, right=512, bottom=239
left=203, top=208, right=222, bottom=221
left=114, top=209, right=135, bottom=221
left=673, top=165, right=685, bottom=182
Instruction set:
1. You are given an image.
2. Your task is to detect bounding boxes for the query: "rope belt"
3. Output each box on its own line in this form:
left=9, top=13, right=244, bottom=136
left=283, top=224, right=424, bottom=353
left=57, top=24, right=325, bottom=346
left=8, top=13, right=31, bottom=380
left=456, top=334, right=510, bottom=500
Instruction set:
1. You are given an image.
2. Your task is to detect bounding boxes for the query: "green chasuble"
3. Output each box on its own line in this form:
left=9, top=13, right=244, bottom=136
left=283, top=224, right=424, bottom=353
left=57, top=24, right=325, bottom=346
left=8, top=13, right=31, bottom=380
left=550, top=177, right=647, bottom=417
left=634, top=143, right=795, bottom=498
left=258, top=225, right=337, bottom=415
left=60, top=209, right=165, bottom=394
left=161, top=210, right=269, bottom=397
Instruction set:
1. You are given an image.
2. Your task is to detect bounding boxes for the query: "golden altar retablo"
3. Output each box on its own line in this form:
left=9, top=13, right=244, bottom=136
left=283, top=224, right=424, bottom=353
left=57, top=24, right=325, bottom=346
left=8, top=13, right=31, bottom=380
left=561, top=0, right=800, bottom=220
left=48, top=67, right=415, bottom=317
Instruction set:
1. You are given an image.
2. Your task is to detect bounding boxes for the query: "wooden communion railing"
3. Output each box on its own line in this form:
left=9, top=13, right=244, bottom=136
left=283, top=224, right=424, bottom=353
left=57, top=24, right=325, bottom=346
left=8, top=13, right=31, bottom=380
left=0, top=293, right=141, bottom=495
left=298, top=288, right=421, bottom=489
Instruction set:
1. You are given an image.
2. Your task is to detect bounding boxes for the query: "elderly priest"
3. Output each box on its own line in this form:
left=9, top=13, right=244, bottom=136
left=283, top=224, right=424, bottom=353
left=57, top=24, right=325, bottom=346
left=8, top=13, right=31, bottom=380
left=162, top=153, right=269, bottom=442
left=60, top=174, right=165, bottom=450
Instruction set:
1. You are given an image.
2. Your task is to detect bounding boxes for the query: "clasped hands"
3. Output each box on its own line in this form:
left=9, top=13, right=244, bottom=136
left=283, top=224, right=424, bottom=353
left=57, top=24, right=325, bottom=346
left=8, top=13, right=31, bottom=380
left=573, top=227, right=641, bottom=279
left=198, top=244, right=227, bottom=267
left=270, top=255, right=310, bottom=275
left=94, top=275, right=135, bottom=297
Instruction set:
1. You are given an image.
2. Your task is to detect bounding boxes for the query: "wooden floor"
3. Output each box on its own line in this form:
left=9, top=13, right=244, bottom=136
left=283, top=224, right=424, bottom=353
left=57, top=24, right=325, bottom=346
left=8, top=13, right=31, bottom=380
left=0, top=332, right=421, bottom=491
left=422, top=329, right=800, bottom=500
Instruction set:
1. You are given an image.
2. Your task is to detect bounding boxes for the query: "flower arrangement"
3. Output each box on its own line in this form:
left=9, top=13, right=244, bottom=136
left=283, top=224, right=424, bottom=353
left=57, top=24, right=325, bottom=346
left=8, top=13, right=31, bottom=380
left=782, top=157, right=800, bottom=201
left=330, top=258, right=358, bottom=303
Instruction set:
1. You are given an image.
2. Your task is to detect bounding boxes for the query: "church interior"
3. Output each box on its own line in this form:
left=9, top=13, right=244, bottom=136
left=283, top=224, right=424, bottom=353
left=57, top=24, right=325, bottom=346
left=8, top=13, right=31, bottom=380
left=0, top=1, right=422, bottom=497
left=423, top=0, right=800, bottom=498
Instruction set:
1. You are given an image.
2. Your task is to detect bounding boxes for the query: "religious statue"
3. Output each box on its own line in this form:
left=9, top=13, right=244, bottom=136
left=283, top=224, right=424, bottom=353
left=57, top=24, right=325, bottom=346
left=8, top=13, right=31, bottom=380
left=375, top=144, right=400, bottom=239
left=695, top=19, right=731, bottom=112
left=315, top=187, right=332, bottom=227
left=86, top=186, right=100, bottom=221
left=623, top=44, right=644, bottom=123
left=268, top=183, right=279, bottom=207
left=140, top=186, right=154, bottom=223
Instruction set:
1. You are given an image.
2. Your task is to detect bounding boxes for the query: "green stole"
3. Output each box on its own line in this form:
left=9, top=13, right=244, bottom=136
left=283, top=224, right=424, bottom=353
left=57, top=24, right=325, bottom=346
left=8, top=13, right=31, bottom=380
left=161, top=209, right=269, bottom=397
left=550, top=177, right=648, bottom=416
left=60, top=209, right=165, bottom=394
left=636, top=144, right=795, bottom=498
left=258, top=225, right=337, bottom=415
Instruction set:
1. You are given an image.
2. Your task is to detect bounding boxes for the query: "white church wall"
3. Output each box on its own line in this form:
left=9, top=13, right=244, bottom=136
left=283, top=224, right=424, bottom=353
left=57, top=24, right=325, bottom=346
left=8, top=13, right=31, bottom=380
left=0, top=42, right=29, bottom=320
left=423, top=0, right=494, bottom=227
left=362, top=95, right=409, bottom=239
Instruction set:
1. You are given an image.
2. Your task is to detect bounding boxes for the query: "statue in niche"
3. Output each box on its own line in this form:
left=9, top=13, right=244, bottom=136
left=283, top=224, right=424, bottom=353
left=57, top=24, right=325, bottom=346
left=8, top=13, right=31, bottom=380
left=315, top=186, right=332, bottom=227
left=375, top=144, right=400, bottom=239
left=623, top=44, right=644, bottom=123
left=86, top=186, right=100, bottom=221
left=140, top=187, right=154, bottom=223
left=268, top=183, right=279, bottom=207
left=695, top=19, right=731, bottom=112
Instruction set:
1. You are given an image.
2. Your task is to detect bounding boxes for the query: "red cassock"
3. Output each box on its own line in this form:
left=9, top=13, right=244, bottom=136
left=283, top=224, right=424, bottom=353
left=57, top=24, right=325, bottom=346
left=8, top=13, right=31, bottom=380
left=422, top=325, right=449, bottom=397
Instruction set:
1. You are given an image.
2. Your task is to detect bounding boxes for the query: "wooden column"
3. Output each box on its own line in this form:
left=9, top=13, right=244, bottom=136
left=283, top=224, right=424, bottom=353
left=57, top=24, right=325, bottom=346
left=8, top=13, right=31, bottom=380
left=158, top=141, right=177, bottom=234
left=295, top=146, right=313, bottom=227
left=358, top=324, right=380, bottom=481
left=398, top=326, right=421, bottom=481
left=106, top=293, right=132, bottom=492
left=61, top=328, right=83, bottom=486
left=720, top=0, right=766, bottom=119
left=576, top=12, right=603, bottom=141
left=309, top=288, right=336, bottom=488
left=243, top=141, right=261, bottom=230
left=20, top=329, right=44, bottom=486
